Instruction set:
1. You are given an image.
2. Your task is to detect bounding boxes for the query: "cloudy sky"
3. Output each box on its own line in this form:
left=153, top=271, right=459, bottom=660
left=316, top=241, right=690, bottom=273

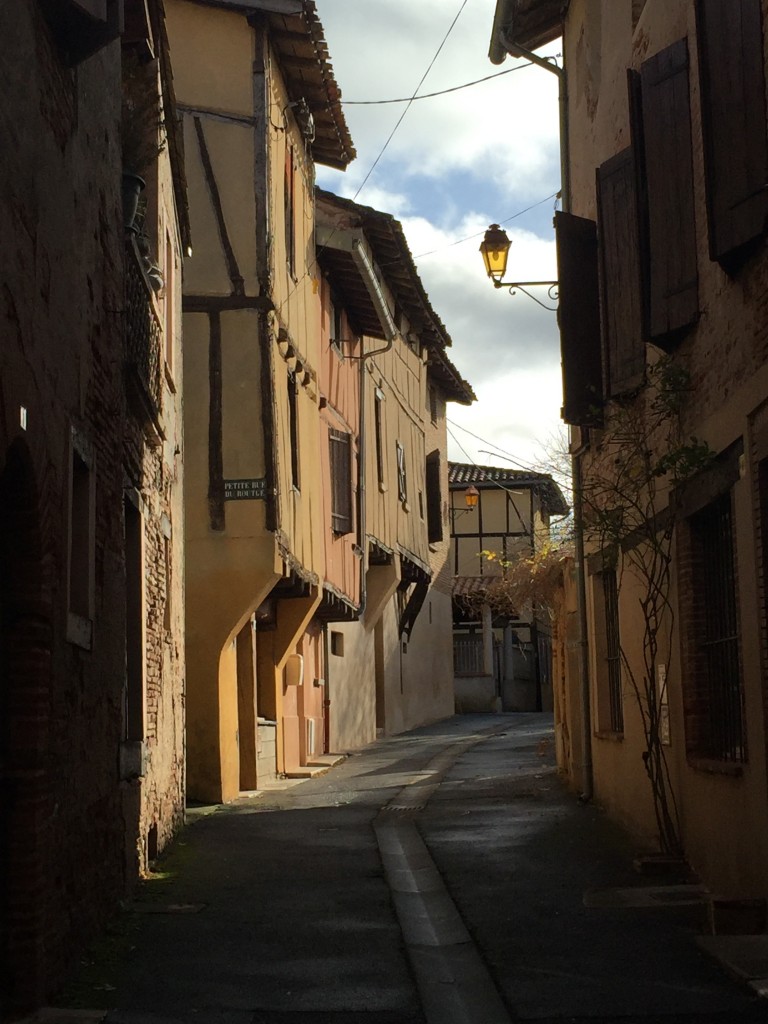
left=314, top=0, right=566, bottom=476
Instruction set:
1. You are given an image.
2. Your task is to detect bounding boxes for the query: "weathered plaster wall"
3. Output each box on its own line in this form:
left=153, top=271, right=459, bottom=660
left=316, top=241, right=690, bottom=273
left=565, top=0, right=768, bottom=897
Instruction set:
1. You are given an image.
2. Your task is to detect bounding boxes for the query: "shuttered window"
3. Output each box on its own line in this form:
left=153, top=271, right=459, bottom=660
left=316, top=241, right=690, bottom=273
left=555, top=211, right=603, bottom=423
left=696, top=0, right=768, bottom=266
left=396, top=441, right=408, bottom=504
left=425, top=450, right=443, bottom=544
left=329, top=429, right=352, bottom=535
left=596, top=149, right=645, bottom=396
left=638, top=39, right=698, bottom=341
left=288, top=370, right=300, bottom=491
left=284, top=146, right=295, bottom=277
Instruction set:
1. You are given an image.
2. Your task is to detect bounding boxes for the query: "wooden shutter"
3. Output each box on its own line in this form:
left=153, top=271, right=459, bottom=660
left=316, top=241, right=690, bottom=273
left=396, top=441, right=407, bottom=503
left=696, top=0, right=768, bottom=265
left=640, top=39, right=699, bottom=340
left=329, top=429, right=352, bottom=534
left=425, top=451, right=443, bottom=544
left=555, top=211, right=603, bottom=424
left=596, top=150, right=645, bottom=397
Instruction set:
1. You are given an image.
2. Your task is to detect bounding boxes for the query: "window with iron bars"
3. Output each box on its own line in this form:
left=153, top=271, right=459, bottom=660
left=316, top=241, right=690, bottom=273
left=603, top=569, right=624, bottom=733
left=593, top=566, right=623, bottom=734
left=686, top=491, right=745, bottom=763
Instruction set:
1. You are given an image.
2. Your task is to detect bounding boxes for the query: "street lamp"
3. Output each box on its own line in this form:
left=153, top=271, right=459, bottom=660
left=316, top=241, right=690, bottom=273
left=479, top=224, right=559, bottom=310
left=450, top=485, right=480, bottom=522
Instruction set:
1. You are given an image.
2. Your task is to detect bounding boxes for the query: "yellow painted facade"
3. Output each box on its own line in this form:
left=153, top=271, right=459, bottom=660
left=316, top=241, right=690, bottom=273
left=501, top=0, right=768, bottom=900
left=166, top=0, right=351, bottom=801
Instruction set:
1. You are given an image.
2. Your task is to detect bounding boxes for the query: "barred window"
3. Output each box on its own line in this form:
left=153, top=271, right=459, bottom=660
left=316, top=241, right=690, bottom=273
left=687, top=492, right=745, bottom=762
left=594, top=567, right=623, bottom=734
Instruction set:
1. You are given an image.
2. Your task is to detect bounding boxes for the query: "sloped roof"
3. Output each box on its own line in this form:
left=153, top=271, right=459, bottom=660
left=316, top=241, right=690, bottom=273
left=449, top=461, right=569, bottom=516
left=316, top=189, right=475, bottom=406
left=489, top=0, right=566, bottom=64
left=188, top=0, right=355, bottom=169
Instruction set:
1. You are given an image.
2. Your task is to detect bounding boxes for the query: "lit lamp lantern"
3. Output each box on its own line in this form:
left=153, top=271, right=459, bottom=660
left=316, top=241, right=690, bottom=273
left=479, top=224, right=512, bottom=287
left=464, top=485, right=479, bottom=509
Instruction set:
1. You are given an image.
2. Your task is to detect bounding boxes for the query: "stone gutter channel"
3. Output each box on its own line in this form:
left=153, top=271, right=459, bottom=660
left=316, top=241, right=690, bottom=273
left=373, top=727, right=513, bottom=1024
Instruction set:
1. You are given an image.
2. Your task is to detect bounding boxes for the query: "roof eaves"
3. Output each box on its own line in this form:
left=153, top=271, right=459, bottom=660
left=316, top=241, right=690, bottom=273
left=489, top=0, right=566, bottom=64
left=316, top=188, right=454, bottom=351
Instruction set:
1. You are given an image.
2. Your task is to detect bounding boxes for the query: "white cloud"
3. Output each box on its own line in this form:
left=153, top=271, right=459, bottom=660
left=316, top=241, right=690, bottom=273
left=315, top=0, right=566, bottom=471
left=318, top=0, right=561, bottom=201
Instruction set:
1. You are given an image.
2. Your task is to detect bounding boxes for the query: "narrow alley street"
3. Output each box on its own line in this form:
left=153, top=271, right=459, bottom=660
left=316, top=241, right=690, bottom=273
left=46, top=715, right=766, bottom=1024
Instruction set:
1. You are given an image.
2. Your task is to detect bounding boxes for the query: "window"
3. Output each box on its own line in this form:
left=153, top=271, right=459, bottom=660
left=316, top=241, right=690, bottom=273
left=284, top=145, right=295, bottom=277
left=329, top=294, right=343, bottom=349
left=685, top=492, right=745, bottom=762
left=67, top=431, right=95, bottom=647
left=636, top=39, right=698, bottom=341
left=428, top=385, right=439, bottom=424
left=330, top=631, right=344, bottom=657
left=396, top=441, right=408, bottom=505
left=602, top=569, right=626, bottom=737
left=288, top=370, right=300, bottom=491
left=374, top=388, right=385, bottom=489
left=329, top=429, right=353, bottom=534
left=597, top=149, right=645, bottom=396
left=425, top=449, right=443, bottom=544
left=555, top=211, right=603, bottom=424
left=696, top=0, right=768, bottom=266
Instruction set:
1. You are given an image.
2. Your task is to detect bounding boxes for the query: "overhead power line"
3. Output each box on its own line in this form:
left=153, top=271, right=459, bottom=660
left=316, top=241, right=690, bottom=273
left=342, top=62, right=536, bottom=105
left=352, top=0, right=470, bottom=203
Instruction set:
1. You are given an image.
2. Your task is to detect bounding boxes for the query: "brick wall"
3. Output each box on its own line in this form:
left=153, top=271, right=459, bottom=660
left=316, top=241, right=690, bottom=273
left=0, top=2, right=181, bottom=1012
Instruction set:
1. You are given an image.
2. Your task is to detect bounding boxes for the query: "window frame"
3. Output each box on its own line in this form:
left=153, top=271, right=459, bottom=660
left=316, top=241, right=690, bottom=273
left=329, top=428, right=353, bottom=535
left=396, top=440, right=408, bottom=507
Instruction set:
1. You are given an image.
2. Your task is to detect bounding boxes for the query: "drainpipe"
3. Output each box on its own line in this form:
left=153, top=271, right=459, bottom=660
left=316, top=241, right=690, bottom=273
left=497, top=28, right=593, bottom=800
left=350, top=237, right=397, bottom=621
left=499, top=31, right=570, bottom=216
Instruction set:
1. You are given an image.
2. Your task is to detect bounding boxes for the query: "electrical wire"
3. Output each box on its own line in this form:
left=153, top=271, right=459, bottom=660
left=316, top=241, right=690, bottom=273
left=342, top=62, right=536, bottom=105
left=276, top=0, right=470, bottom=318
left=446, top=424, right=531, bottom=537
left=351, top=0, right=470, bottom=204
left=412, top=190, right=560, bottom=261
left=447, top=417, right=546, bottom=475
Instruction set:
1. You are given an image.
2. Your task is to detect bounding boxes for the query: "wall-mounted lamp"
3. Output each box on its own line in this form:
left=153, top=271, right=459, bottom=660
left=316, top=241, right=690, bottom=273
left=480, top=224, right=559, bottom=311
left=450, top=485, right=480, bottom=521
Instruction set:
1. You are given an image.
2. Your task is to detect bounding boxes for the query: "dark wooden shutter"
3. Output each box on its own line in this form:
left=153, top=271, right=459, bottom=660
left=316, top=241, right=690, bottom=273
left=696, top=0, right=768, bottom=266
left=596, top=150, right=645, bottom=396
left=329, top=429, right=352, bottom=534
left=640, top=39, right=699, bottom=340
left=425, top=450, right=443, bottom=543
left=555, top=211, right=603, bottom=424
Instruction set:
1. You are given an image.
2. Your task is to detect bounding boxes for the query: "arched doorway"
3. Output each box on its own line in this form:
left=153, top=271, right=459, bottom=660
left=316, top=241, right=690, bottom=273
left=0, top=440, right=53, bottom=1017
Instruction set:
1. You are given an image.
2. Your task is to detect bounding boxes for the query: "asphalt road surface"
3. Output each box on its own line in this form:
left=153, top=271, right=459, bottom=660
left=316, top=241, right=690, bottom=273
left=47, top=713, right=767, bottom=1024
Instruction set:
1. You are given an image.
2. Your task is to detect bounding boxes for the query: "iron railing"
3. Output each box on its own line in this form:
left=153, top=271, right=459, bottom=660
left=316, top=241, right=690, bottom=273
left=603, top=569, right=624, bottom=733
left=453, top=635, right=485, bottom=676
left=696, top=493, right=745, bottom=762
